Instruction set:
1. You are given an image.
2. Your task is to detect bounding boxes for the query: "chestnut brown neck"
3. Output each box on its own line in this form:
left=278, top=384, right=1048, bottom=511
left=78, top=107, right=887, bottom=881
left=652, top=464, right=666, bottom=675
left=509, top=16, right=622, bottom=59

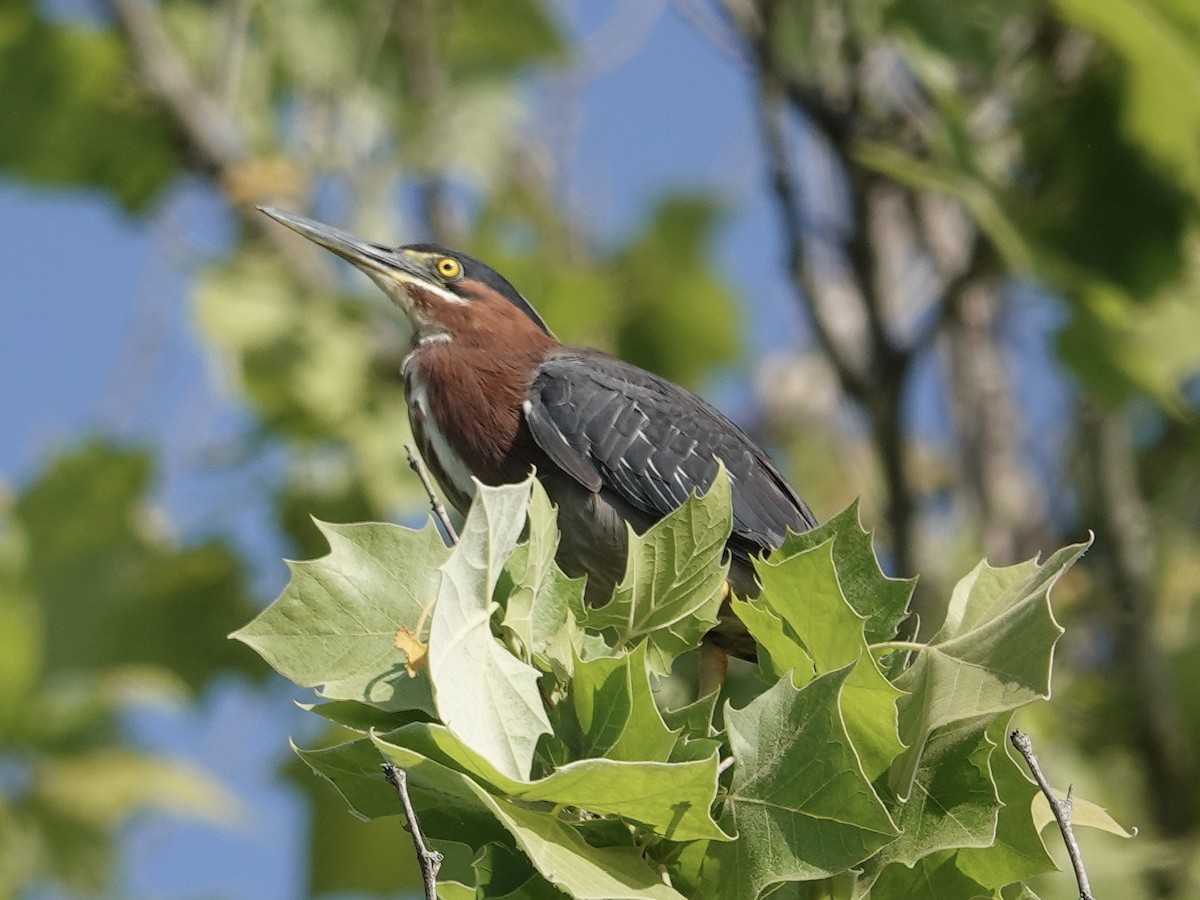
left=404, top=294, right=558, bottom=486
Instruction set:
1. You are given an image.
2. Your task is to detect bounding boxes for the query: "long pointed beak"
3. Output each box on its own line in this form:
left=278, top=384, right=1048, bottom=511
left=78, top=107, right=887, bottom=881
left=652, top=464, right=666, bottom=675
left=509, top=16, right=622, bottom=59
left=257, top=206, right=421, bottom=281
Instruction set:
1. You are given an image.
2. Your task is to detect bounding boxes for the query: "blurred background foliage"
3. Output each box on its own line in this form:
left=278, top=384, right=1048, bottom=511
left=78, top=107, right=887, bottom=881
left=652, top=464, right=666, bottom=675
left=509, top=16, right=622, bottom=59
left=1, top=0, right=1199, bottom=897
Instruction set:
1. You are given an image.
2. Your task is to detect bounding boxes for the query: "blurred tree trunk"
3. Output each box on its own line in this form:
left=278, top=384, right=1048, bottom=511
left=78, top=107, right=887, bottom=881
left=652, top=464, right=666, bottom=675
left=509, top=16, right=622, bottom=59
left=1082, top=404, right=1197, bottom=893
left=945, top=281, right=1045, bottom=564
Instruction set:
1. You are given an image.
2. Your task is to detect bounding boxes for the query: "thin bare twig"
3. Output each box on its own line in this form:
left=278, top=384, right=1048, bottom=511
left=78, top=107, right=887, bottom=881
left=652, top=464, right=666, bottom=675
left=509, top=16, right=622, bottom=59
left=406, top=444, right=458, bottom=544
left=381, top=763, right=441, bottom=900
left=1010, top=730, right=1094, bottom=900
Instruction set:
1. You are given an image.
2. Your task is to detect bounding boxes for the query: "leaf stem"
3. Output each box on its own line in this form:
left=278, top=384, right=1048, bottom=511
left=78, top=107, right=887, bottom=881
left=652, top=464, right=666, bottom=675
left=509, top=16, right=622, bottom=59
left=1010, top=730, right=1095, bottom=900
left=871, top=640, right=926, bottom=653
left=382, top=763, right=442, bottom=900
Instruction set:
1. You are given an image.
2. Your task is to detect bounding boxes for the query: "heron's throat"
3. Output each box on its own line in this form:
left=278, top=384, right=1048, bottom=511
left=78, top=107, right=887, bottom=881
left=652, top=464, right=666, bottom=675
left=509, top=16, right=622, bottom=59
left=369, top=272, right=465, bottom=340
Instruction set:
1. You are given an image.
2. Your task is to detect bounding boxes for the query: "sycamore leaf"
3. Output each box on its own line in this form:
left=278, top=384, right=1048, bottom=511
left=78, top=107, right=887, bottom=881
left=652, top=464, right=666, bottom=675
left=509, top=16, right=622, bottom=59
left=376, top=724, right=727, bottom=842
left=428, top=478, right=551, bottom=781
left=661, top=691, right=722, bottom=764
left=730, top=597, right=816, bottom=684
left=875, top=716, right=999, bottom=867
left=777, top=501, right=914, bottom=645
left=660, top=691, right=718, bottom=741
left=556, top=643, right=677, bottom=763
left=1001, top=885, right=1044, bottom=900
left=500, top=479, right=583, bottom=663
left=868, top=850, right=991, bottom=900
left=753, top=539, right=905, bottom=780
left=232, top=519, right=448, bottom=713
left=298, top=699, right=432, bottom=733
left=366, top=738, right=691, bottom=900
left=293, top=739, right=511, bottom=845
left=957, top=718, right=1057, bottom=888
left=889, top=541, right=1090, bottom=799
left=581, top=466, right=731, bottom=675
left=704, top=666, right=898, bottom=900
left=470, top=842, right=540, bottom=898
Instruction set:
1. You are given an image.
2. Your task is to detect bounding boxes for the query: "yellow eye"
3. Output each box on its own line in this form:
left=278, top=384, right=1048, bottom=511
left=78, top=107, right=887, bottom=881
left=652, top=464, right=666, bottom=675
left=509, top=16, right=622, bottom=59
left=436, top=257, right=462, bottom=280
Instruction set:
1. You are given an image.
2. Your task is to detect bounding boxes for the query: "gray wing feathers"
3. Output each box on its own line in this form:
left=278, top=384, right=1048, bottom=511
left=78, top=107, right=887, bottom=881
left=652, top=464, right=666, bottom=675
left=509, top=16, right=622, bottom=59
left=525, top=350, right=817, bottom=559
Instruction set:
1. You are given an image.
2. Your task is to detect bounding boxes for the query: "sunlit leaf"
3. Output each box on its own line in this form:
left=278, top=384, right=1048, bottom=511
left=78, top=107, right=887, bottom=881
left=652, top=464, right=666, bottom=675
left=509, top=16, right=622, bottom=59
left=889, top=542, right=1089, bottom=799
left=428, top=479, right=551, bottom=780
left=233, top=519, right=448, bottom=714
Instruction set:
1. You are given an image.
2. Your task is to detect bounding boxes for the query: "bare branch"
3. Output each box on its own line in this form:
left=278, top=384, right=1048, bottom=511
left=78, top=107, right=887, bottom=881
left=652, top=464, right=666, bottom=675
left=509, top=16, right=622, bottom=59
left=406, top=444, right=458, bottom=545
left=106, top=0, right=332, bottom=289
left=755, top=83, right=869, bottom=400
left=1010, top=730, right=1094, bottom=900
left=381, top=763, right=442, bottom=900
left=670, top=0, right=748, bottom=66
left=108, top=0, right=242, bottom=169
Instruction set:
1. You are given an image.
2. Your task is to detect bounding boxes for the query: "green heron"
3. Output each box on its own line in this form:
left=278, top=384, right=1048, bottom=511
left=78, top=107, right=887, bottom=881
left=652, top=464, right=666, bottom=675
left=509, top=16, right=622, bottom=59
left=260, top=207, right=817, bottom=660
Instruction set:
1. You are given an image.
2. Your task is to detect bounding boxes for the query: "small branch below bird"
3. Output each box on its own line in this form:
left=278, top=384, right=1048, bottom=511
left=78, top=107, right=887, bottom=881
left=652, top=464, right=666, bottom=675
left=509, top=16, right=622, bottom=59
left=406, top=444, right=458, bottom=544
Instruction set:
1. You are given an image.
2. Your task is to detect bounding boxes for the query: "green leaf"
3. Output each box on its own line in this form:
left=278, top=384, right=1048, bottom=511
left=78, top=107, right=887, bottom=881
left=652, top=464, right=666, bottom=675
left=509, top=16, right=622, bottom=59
left=706, top=666, right=899, bottom=900
left=0, top=516, right=40, bottom=728
left=1058, top=275, right=1200, bottom=411
left=369, top=738, right=691, bottom=900
left=501, top=478, right=584, bottom=663
left=444, top=0, right=564, bottom=82
left=283, top=746, right=425, bottom=897
left=299, top=699, right=433, bottom=733
left=485, top=796, right=688, bottom=900
left=876, top=717, right=999, bottom=867
left=1053, top=0, right=1200, bottom=195
left=777, top=501, right=914, bottom=645
left=854, top=142, right=1034, bottom=272
left=293, top=738, right=512, bottom=846
left=612, top=194, right=742, bottom=387
left=232, top=519, right=448, bottom=714
left=428, top=478, right=551, bottom=781
left=377, top=724, right=727, bottom=842
left=1001, top=883, right=1044, bottom=900
left=660, top=690, right=718, bottom=741
left=556, top=643, right=677, bottom=763
left=869, top=851, right=990, bottom=900
left=730, top=597, right=816, bottom=684
left=754, top=539, right=905, bottom=780
left=956, top=718, right=1057, bottom=888
left=889, top=542, right=1090, bottom=799
left=15, top=442, right=257, bottom=690
left=0, top=10, right=179, bottom=210
left=661, top=691, right=723, bottom=763
left=470, top=842, right=540, bottom=897
left=581, top=465, right=731, bottom=675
